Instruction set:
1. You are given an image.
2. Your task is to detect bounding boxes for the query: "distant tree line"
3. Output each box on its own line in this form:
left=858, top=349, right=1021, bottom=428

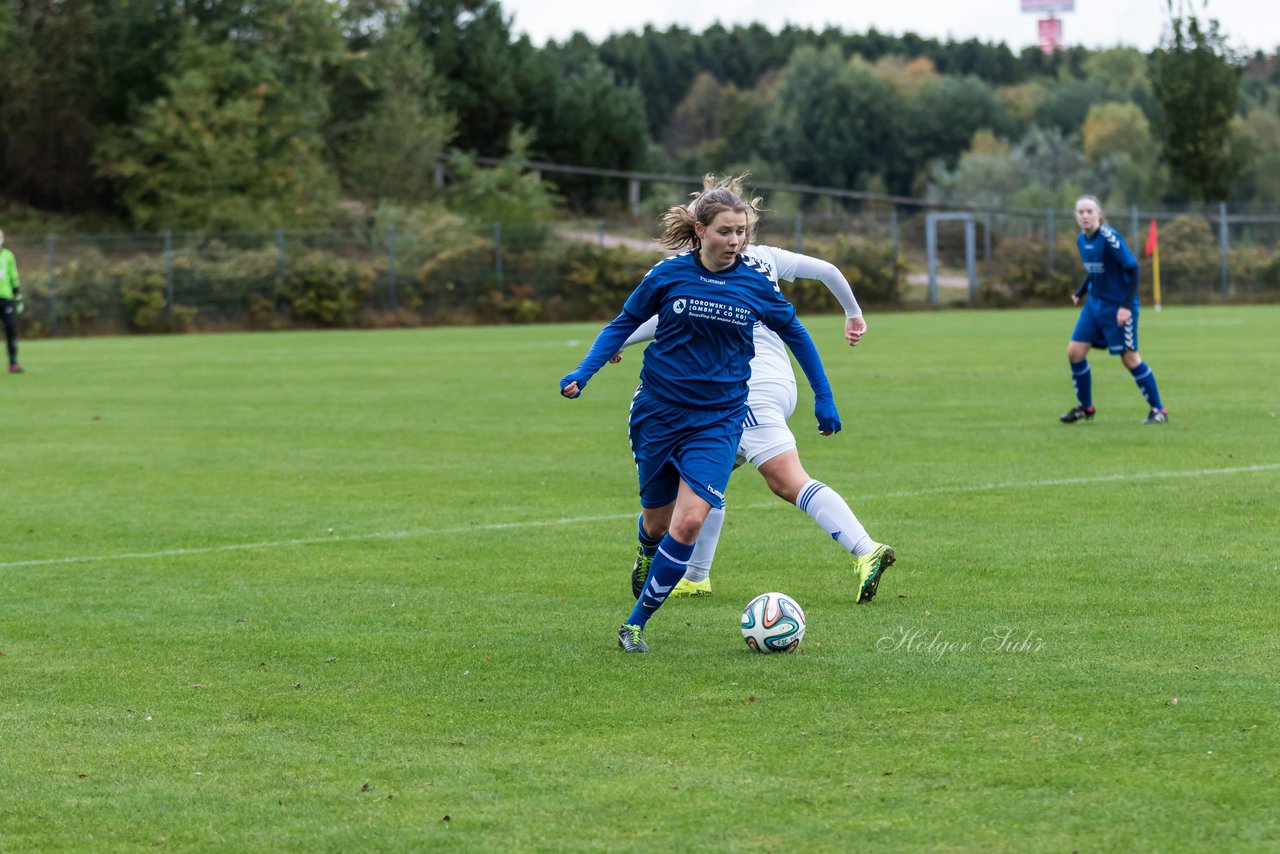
left=1, top=0, right=1276, bottom=233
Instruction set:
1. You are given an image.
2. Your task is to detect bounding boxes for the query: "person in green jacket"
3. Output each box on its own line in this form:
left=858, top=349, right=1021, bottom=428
left=0, top=227, right=23, bottom=373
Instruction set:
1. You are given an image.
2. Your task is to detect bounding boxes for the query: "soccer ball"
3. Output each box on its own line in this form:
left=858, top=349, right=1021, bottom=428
left=740, top=592, right=806, bottom=653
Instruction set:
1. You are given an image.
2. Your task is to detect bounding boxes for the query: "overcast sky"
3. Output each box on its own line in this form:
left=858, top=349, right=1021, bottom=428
left=500, top=0, right=1279, bottom=56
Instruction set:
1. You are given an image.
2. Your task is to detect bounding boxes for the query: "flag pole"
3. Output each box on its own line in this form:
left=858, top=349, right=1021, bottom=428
left=1153, top=243, right=1161, bottom=312
left=1145, top=218, right=1162, bottom=312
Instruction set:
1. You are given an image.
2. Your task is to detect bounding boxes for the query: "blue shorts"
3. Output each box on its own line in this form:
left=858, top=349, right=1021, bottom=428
left=1071, top=299, right=1139, bottom=355
left=628, top=385, right=746, bottom=510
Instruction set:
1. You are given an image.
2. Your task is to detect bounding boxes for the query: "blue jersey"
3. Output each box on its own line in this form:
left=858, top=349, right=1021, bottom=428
left=623, top=251, right=797, bottom=410
left=1078, top=224, right=1139, bottom=308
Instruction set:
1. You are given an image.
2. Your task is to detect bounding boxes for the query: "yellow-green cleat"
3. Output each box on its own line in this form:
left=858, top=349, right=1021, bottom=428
left=854, top=544, right=895, bottom=604
left=669, top=577, right=713, bottom=598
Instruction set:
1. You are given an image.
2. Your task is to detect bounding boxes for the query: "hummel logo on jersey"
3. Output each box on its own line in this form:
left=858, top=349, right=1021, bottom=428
left=699, top=275, right=726, bottom=285
left=741, top=254, right=776, bottom=280
left=740, top=254, right=781, bottom=291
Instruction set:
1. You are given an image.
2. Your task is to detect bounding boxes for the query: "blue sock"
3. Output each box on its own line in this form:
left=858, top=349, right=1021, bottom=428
left=636, top=515, right=661, bottom=558
left=1070, top=359, right=1092, bottom=409
left=1129, top=362, right=1164, bottom=410
left=626, top=535, right=694, bottom=628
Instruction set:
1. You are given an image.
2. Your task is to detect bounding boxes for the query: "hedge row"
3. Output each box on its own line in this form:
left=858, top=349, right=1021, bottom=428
left=17, top=234, right=907, bottom=336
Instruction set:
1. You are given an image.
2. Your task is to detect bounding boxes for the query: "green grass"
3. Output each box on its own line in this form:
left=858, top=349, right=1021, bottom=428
left=1, top=306, right=1278, bottom=851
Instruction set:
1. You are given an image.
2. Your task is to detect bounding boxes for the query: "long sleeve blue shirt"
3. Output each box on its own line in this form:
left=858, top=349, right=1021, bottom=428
left=1078, top=225, right=1139, bottom=308
left=563, top=251, right=833, bottom=414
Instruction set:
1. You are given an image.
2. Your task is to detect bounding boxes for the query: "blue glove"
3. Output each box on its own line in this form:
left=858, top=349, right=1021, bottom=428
left=560, top=371, right=589, bottom=398
left=559, top=312, right=643, bottom=400
left=815, top=395, right=841, bottom=434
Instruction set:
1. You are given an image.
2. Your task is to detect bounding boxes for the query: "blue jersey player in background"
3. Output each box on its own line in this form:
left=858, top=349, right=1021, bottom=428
left=560, top=175, right=842, bottom=653
left=1060, top=195, right=1168, bottom=425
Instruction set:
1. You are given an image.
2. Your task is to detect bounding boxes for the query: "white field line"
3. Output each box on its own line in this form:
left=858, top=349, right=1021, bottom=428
left=3, top=463, right=1277, bottom=570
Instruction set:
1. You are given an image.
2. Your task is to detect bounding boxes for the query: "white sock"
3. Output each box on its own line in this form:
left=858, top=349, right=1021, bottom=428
left=683, top=506, right=724, bottom=583
left=796, top=479, right=875, bottom=557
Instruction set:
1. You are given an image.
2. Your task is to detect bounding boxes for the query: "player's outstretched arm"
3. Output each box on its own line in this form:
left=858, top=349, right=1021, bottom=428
left=776, top=317, right=841, bottom=435
left=773, top=249, right=864, bottom=346
left=560, top=312, right=643, bottom=399
left=799, top=256, right=864, bottom=347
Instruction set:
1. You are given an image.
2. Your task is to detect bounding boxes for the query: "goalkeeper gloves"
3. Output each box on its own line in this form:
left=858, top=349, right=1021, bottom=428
left=14, top=295, right=23, bottom=314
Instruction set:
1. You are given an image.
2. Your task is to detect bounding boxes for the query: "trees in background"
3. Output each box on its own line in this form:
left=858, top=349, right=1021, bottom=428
left=0, top=0, right=103, bottom=210
left=762, top=48, right=895, bottom=192
left=891, top=64, right=1017, bottom=195
left=95, top=0, right=345, bottom=229
left=330, top=18, right=455, bottom=205
left=531, top=56, right=651, bottom=206
left=1230, top=110, right=1280, bottom=203
left=405, top=0, right=552, bottom=158
left=1149, top=2, right=1244, bottom=202
left=1081, top=102, right=1165, bottom=204
left=0, top=0, right=1272, bottom=230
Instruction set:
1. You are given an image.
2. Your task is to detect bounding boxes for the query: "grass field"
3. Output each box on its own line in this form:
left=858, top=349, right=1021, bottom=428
left=2, top=305, right=1278, bottom=851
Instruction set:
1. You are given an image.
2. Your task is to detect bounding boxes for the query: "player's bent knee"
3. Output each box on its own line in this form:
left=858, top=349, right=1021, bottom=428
left=769, top=480, right=801, bottom=503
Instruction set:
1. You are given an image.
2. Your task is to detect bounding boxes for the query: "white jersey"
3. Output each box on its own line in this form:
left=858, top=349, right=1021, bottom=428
left=738, top=244, right=861, bottom=388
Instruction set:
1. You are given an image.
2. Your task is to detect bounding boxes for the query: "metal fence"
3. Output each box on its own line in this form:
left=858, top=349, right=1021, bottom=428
left=480, top=156, right=1280, bottom=305
left=920, top=203, right=1280, bottom=305
left=5, top=201, right=1279, bottom=336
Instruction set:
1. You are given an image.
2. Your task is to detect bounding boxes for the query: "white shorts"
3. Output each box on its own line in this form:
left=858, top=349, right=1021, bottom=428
left=737, top=380, right=798, bottom=468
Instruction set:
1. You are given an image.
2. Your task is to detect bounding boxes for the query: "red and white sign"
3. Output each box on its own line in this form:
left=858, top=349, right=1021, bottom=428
left=1038, top=17, right=1063, bottom=54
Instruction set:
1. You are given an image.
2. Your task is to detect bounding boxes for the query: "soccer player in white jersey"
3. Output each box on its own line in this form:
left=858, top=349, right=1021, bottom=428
left=616, top=240, right=894, bottom=604
left=560, top=175, right=842, bottom=653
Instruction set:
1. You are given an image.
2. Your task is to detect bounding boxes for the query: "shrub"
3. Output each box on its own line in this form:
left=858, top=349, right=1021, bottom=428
left=541, top=242, right=659, bottom=321
left=118, top=258, right=197, bottom=332
left=982, top=235, right=1078, bottom=305
left=820, top=234, right=905, bottom=308
left=1156, top=216, right=1219, bottom=301
left=28, top=252, right=120, bottom=336
left=412, top=237, right=499, bottom=323
left=276, top=251, right=376, bottom=327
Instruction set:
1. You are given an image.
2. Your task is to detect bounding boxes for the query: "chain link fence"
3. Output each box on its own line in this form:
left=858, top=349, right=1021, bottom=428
left=922, top=204, right=1280, bottom=306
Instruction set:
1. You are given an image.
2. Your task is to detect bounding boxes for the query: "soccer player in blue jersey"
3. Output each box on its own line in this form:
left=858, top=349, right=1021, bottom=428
left=613, top=238, right=893, bottom=604
left=560, top=176, right=842, bottom=653
left=1060, top=195, right=1167, bottom=425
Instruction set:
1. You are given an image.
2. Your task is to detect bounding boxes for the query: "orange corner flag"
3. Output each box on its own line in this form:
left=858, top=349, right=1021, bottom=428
left=1144, top=218, right=1159, bottom=257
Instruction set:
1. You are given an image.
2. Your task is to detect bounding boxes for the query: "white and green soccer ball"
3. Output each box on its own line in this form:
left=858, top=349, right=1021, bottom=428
left=740, top=591, right=806, bottom=653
